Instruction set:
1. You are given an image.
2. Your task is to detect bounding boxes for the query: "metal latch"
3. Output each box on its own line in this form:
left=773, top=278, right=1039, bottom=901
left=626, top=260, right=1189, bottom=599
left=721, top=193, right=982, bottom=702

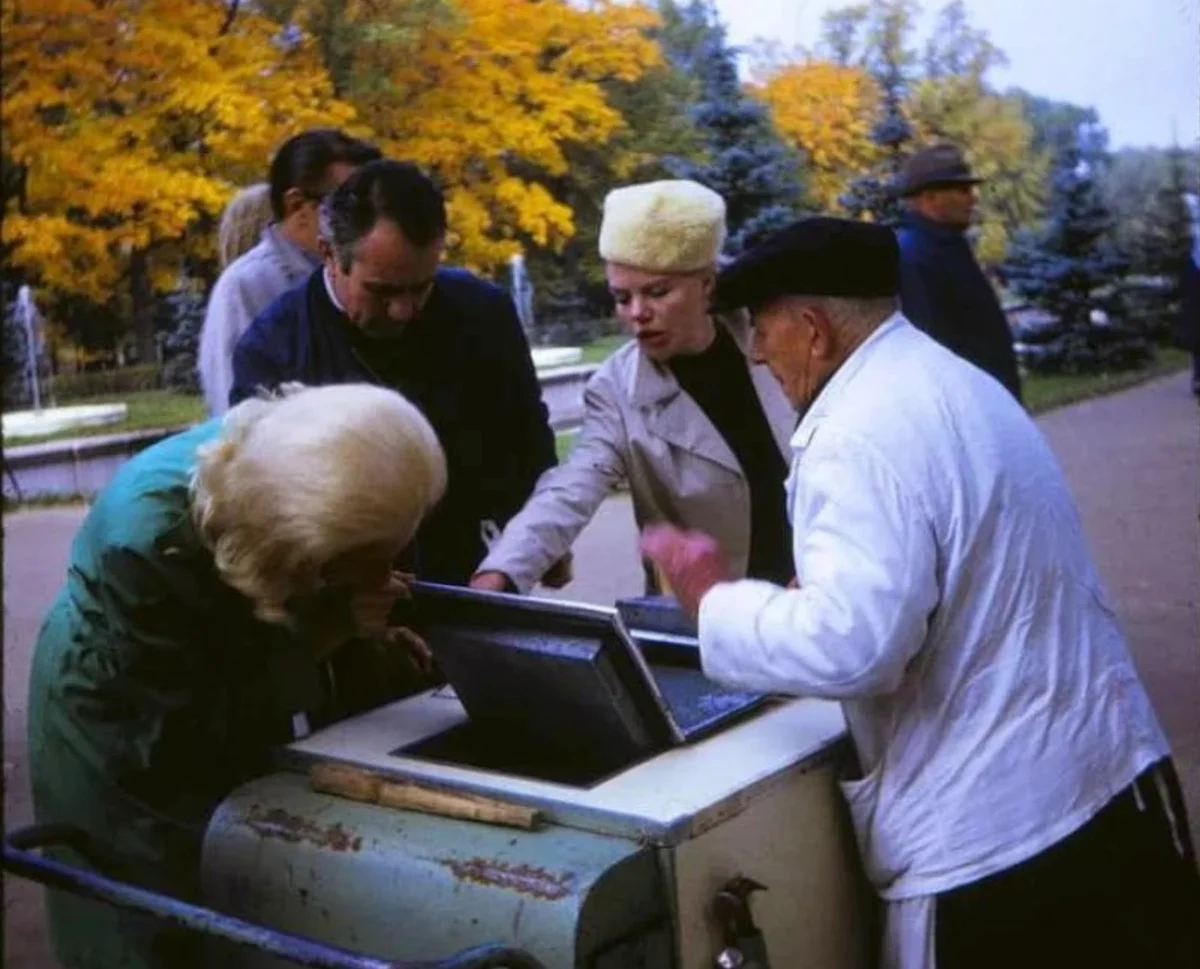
left=713, top=876, right=771, bottom=969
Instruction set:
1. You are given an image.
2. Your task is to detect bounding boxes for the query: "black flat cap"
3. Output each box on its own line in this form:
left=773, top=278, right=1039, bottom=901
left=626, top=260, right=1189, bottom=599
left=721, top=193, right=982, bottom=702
left=893, top=143, right=981, bottom=198
left=714, top=216, right=899, bottom=313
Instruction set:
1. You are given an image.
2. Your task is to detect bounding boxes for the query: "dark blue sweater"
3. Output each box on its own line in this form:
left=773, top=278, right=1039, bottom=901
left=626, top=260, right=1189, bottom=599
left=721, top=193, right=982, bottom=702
left=897, top=212, right=1023, bottom=402
left=231, top=268, right=557, bottom=585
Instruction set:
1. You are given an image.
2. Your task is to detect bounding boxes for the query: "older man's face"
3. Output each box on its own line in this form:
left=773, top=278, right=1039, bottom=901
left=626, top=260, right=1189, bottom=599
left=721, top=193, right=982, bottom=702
left=750, top=298, right=824, bottom=411
left=328, top=219, right=443, bottom=339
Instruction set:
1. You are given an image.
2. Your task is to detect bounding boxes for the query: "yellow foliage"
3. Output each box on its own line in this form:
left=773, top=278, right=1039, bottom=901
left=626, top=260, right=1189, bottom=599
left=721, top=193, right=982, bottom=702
left=357, top=0, right=662, bottom=270
left=3, top=0, right=356, bottom=303
left=753, top=60, right=883, bottom=213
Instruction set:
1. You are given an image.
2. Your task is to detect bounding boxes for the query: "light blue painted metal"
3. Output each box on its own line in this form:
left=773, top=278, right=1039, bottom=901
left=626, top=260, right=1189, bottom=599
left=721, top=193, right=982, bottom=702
left=2, top=825, right=547, bottom=969
left=201, top=772, right=671, bottom=969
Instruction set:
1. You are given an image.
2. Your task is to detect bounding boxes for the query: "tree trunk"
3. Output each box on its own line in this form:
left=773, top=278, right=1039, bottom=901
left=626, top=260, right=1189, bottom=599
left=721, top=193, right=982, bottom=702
left=129, top=248, right=157, bottom=365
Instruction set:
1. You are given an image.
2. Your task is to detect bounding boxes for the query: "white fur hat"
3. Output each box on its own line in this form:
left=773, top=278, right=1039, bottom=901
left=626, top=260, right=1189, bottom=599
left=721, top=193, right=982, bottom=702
left=598, top=180, right=726, bottom=273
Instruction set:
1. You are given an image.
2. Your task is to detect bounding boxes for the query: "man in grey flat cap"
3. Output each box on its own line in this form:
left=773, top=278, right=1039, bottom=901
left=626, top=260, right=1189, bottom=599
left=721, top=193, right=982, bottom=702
left=643, top=216, right=1198, bottom=969
left=895, top=142, right=1023, bottom=402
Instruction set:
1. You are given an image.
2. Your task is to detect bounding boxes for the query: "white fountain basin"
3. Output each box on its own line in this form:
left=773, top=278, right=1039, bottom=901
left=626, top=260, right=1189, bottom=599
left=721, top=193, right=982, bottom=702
left=531, top=347, right=583, bottom=371
left=3, top=403, right=129, bottom=440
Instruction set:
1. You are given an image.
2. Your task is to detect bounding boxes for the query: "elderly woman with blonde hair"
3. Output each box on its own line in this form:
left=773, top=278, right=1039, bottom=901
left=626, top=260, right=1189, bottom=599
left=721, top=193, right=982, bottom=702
left=27, top=382, right=446, bottom=969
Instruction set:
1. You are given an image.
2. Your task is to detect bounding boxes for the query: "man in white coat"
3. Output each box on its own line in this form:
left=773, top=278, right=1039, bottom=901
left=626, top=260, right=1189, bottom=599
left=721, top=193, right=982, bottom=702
left=471, top=180, right=796, bottom=595
left=643, top=216, right=1199, bottom=968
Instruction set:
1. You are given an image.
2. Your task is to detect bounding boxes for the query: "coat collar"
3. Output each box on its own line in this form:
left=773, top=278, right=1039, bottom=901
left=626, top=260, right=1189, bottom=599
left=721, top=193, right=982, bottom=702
left=629, top=312, right=794, bottom=473
left=263, top=223, right=322, bottom=288
left=629, top=311, right=753, bottom=407
left=790, top=311, right=906, bottom=452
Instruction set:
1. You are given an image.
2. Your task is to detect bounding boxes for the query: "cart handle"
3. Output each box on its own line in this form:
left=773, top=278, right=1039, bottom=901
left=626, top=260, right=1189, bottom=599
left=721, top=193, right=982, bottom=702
left=4, top=823, right=547, bottom=969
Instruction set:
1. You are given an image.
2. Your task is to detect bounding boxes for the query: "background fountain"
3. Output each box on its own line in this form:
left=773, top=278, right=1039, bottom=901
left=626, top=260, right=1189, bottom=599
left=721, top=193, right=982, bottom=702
left=2, top=285, right=128, bottom=441
left=509, top=252, right=581, bottom=372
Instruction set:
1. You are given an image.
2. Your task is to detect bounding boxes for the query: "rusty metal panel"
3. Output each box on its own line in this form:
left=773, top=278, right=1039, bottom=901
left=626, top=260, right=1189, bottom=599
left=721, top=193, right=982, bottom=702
left=200, top=771, right=667, bottom=969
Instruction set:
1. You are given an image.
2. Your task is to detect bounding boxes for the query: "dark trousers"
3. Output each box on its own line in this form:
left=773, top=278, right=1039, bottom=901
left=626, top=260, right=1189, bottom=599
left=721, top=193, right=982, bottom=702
left=936, top=759, right=1200, bottom=969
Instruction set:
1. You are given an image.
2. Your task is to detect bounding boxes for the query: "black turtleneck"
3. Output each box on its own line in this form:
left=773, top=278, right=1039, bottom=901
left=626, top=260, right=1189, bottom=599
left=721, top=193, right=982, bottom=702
left=668, top=325, right=793, bottom=585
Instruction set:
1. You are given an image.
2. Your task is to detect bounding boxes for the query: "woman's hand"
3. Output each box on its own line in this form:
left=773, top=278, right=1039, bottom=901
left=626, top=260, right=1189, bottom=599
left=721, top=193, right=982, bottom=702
left=379, top=624, right=433, bottom=675
left=305, top=570, right=416, bottom=661
left=349, top=570, right=413, bottom=639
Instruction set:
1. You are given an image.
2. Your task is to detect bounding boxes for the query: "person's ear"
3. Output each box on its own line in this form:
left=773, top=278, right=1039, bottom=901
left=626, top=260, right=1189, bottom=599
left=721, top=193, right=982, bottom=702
left=282, top=186, right=308, bottom=220
left=806, top=305, right=838, bottom=361
left=318, top=236, right=336, bottom=267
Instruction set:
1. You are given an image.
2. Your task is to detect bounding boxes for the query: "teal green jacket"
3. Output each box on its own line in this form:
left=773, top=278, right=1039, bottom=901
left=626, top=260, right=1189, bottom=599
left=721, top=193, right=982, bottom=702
left=28, top=420, right=326, bottom=969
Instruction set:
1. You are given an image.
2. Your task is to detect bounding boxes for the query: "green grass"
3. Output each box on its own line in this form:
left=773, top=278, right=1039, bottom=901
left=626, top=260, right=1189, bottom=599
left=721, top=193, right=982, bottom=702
left=3, top=390, right=206, bottom=446
left=555, top=430, right=579, bottom=462
left=1023, top=347, right=1191, bottom=415
left=580, top=334, right=629, bottom=364
left=553, top=346, right=1191, bottom=461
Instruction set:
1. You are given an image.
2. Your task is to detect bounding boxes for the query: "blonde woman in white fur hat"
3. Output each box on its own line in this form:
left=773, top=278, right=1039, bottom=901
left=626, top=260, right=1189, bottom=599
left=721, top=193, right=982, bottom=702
left=471, top=179, right=797, bottom=596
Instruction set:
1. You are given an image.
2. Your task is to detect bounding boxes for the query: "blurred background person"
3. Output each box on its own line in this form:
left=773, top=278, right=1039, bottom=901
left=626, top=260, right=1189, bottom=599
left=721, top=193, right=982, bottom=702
left=198, top=129, right=381, bottom=416
left=216, top=182, right=273, bottom=271
left=895, top=143, right=1024, bottom=403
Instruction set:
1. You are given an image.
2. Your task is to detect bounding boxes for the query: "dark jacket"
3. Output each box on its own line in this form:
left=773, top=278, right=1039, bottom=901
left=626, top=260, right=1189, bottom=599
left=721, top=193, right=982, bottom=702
left=1174, top=257, right=1200, bottom=355
left=231, top=268, right=557, bottom=585
left=897, top=212, right=1023, bottom=402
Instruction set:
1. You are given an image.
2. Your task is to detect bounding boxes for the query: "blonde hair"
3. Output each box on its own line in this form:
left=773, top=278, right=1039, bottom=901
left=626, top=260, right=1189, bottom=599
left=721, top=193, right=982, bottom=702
left=218, top=183, right=273, bottom=269
left=191, top=383, right=447, bottom=624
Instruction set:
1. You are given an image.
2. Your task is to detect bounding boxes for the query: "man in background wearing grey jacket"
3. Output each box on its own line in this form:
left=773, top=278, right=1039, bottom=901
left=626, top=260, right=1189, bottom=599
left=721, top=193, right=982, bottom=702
left=198, top=128, right=381, bottom=414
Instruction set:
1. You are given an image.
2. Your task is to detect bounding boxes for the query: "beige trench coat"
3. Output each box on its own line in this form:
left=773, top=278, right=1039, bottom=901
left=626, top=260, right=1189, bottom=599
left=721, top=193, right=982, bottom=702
left=476, top=314, right=798, bottom=593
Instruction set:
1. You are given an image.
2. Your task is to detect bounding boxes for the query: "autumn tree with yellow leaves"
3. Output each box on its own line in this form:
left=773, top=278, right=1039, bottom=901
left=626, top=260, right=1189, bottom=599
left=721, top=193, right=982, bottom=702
left=756, top=60, right=882, bottom=213
left=4, top=0, right=663, bottom=360
left=322, top=0, right=663, bottom=271
left=2, top=0, right=358, bottom=360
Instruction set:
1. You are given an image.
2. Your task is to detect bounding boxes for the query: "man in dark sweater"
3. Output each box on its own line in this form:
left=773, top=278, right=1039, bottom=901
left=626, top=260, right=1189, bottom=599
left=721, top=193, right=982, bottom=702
left=895, top=143, right=1023, bottom=402
left=231, top=160, right=558, bottom=588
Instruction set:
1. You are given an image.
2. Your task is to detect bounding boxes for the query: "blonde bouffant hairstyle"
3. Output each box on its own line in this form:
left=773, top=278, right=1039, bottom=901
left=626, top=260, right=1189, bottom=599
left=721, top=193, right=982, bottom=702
left=217, top=183, right=274, bottom=270
left=190, top=383, right=447, bottom=625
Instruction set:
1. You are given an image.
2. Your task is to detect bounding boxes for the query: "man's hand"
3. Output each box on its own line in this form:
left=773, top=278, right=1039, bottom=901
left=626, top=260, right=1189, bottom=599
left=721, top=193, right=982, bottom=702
left=469, top=571, right=513, bottom=593
left=539, top=552, right=574, bottom=589
left=639, top=525, right=733, bottom=620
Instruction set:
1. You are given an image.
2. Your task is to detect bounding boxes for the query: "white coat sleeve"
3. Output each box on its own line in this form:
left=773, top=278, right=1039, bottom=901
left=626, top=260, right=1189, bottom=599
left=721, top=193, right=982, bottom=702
left=698, top=435, right=940, bottom=699
left=198, top=270, right=258, bottom=417
left=475, top=374, right=629, bottom=594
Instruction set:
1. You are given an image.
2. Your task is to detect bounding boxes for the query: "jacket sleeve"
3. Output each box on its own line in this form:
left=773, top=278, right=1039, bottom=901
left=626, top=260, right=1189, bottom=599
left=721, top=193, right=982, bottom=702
left=475, top=374, right=628, bottom=593
left=199, top=271, right=258, bottom=417
left=229, top=315, right=286, bottom=407
left=481, top=291, right=559, bottom=526
left=697, top=434, right=939, bottom=700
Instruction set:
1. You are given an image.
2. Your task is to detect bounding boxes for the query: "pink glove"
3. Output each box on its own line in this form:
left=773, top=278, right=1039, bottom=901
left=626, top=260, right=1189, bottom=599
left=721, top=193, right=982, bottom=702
left=640, top=524, right=733, bottom=620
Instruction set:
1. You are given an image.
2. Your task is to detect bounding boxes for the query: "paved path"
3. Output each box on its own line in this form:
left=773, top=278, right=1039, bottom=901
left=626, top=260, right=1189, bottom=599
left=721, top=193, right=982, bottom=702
left=4, top=372, right=1198, bottom=967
